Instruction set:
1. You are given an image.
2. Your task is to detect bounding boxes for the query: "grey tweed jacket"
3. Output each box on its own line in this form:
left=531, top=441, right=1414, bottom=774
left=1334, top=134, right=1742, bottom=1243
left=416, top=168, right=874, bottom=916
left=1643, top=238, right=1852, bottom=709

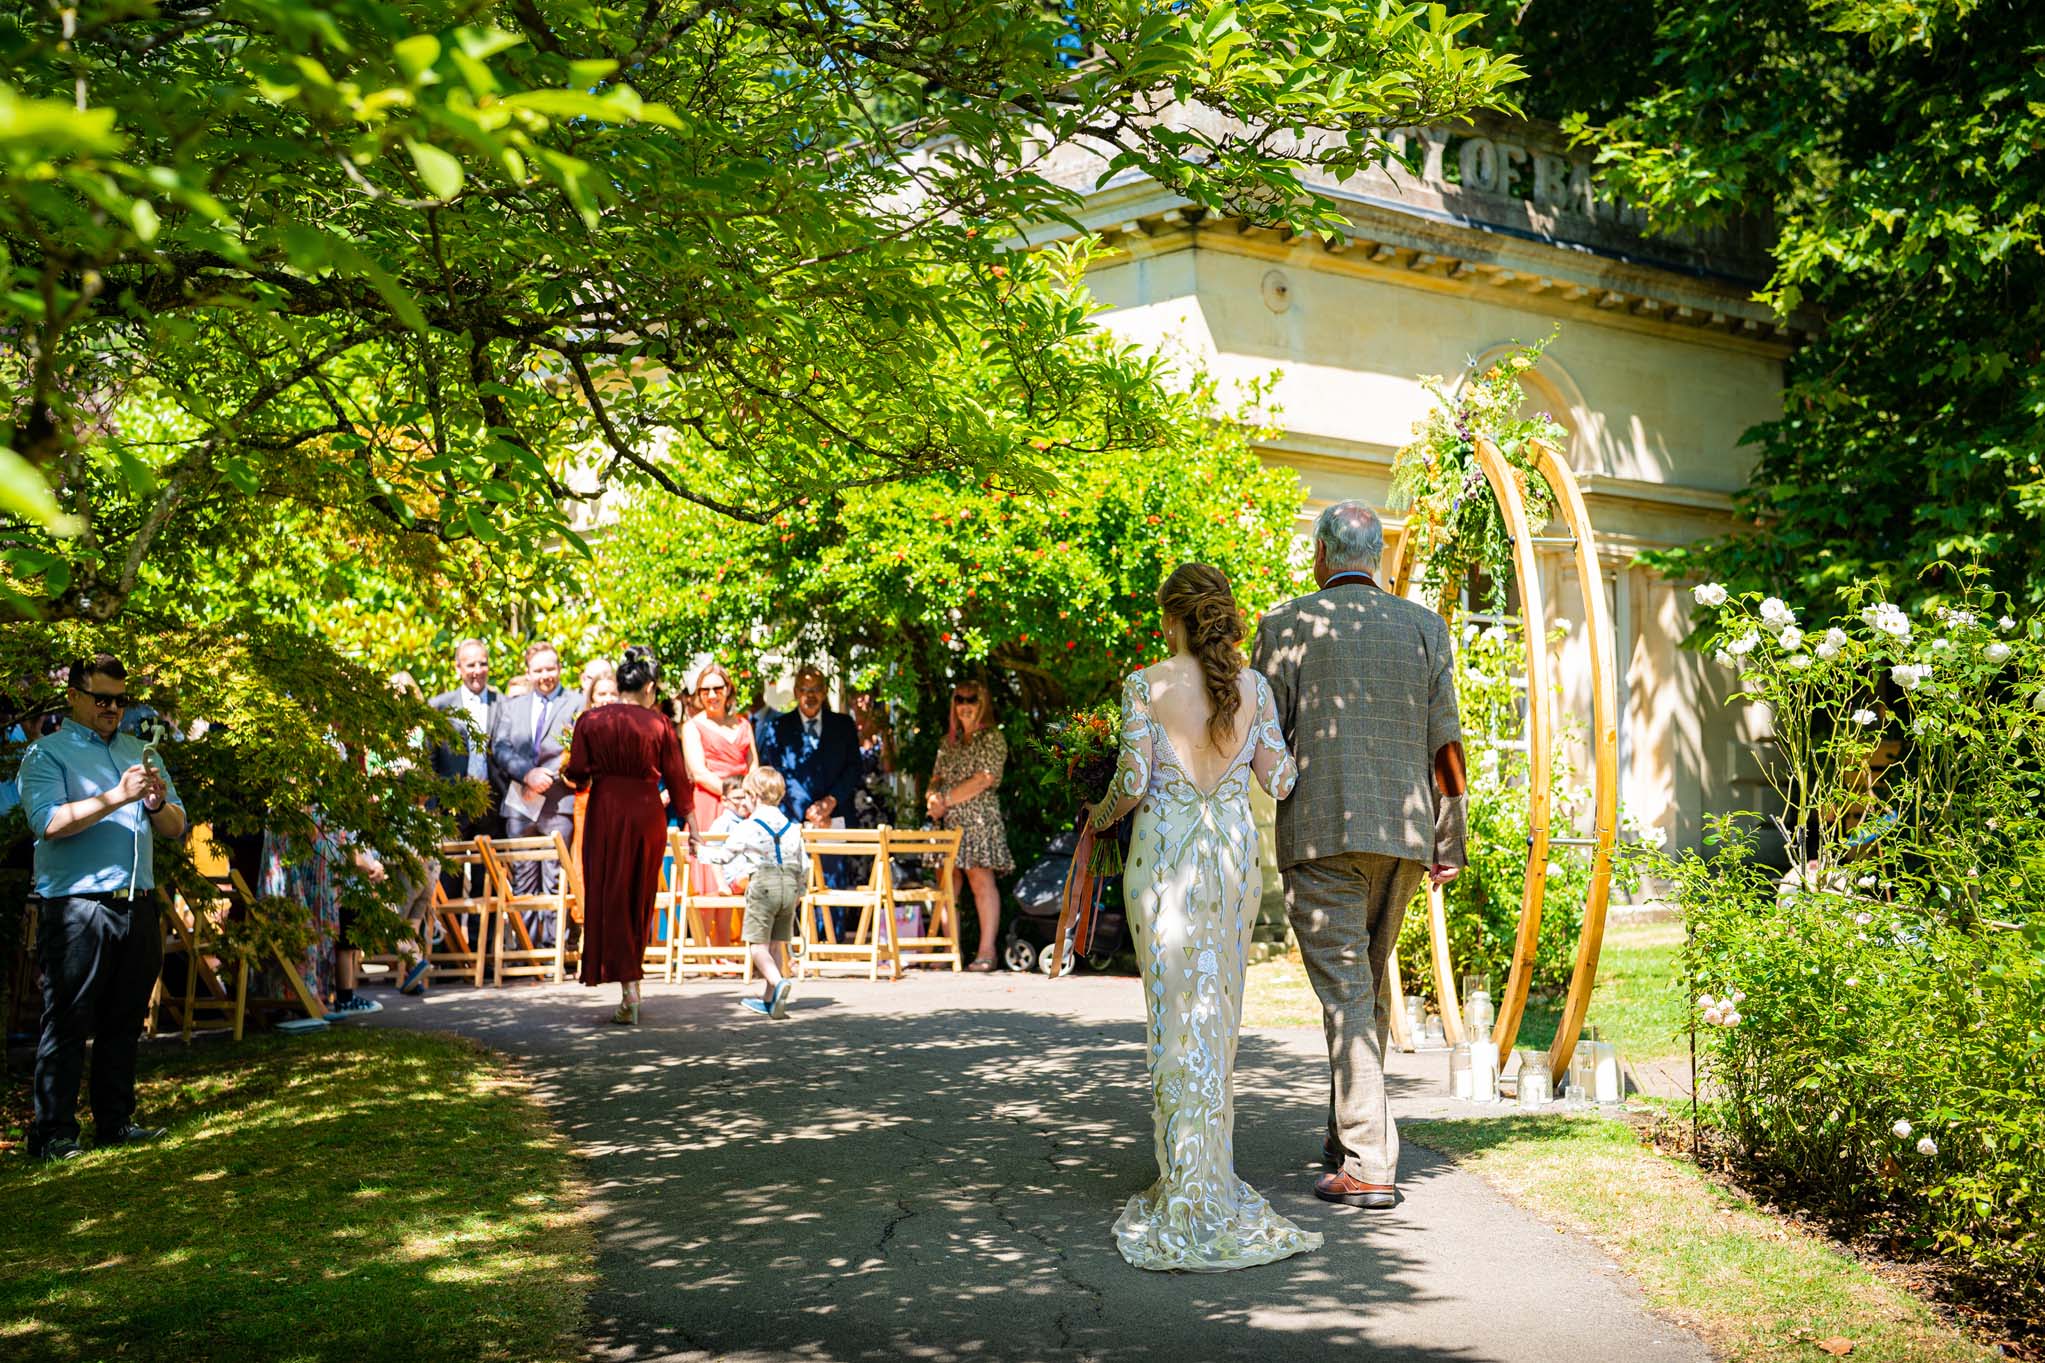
left=1251, top=580, right=1467, bottom=871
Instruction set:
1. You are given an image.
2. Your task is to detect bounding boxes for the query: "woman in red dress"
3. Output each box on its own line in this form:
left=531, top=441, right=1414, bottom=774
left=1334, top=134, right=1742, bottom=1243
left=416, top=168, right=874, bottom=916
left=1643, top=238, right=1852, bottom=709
left=682, top=661, right=758, bottom=942
left=563, top=656, right=688, bottom=1025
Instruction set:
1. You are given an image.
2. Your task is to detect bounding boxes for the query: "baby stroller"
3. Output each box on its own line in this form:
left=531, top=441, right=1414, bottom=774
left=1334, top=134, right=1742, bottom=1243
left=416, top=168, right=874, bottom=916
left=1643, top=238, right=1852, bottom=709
left=1000, top=828, right=1128, bottom=974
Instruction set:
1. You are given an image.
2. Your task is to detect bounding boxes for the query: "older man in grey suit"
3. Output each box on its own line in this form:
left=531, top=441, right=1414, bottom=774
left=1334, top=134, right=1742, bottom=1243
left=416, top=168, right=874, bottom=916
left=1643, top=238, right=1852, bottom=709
left=1252, top=501, right=1467, bottom=1210
left=488, top=642, right=585, bottom=903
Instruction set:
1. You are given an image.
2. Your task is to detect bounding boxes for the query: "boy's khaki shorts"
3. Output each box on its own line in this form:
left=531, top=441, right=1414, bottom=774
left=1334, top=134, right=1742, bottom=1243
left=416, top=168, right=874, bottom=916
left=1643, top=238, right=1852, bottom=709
left=743, top=865, right=804, bottom=944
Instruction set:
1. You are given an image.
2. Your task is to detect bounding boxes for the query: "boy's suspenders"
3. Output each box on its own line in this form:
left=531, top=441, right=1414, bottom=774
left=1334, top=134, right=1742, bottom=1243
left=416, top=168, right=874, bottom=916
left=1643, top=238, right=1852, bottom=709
left=751, top=815, right=794, bottom=865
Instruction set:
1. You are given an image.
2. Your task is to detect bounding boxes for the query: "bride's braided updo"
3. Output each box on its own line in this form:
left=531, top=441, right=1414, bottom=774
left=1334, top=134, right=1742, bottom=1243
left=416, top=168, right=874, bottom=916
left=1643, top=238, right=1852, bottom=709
left=1158, top=563, right=1246, bottom=749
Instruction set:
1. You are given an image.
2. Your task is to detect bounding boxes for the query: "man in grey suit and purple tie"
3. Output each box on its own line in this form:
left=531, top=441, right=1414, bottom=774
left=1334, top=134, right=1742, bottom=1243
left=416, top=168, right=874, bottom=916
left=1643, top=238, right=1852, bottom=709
left=488, top=641, right=584, bottom=906
left=1252, top=501, right=1468, bottom=1211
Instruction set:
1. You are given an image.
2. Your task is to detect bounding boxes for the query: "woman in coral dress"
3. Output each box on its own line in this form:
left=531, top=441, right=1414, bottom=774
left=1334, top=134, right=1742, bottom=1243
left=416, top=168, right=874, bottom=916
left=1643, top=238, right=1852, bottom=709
left=682, top=662, right=758, bottom=941
left=563, top=657, right=689, bottom=1025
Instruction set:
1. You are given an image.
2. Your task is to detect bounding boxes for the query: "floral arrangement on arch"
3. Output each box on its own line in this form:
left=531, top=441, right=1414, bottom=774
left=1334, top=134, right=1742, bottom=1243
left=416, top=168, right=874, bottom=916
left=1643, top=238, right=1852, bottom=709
left=1387, top=335, right=1571, bottom=610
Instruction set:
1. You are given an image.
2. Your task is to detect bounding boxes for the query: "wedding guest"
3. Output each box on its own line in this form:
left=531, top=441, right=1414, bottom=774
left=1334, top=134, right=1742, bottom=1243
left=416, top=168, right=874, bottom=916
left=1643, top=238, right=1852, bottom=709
left=430, top=638, right=502, bottom=895
left=696, top=776, right=756, bottom=883
left=926, top=681, right=1014, bottom=971
left=683, top=663, right=758, bottom=939
left=488, top=642, right=584, bottom=900
left=563, top=656, right=688, bottom=1025
left=583, top=667, right=620, bottom=711
left=18, top=654, right=186, bottom=1159
left=756, top=666, right=860, bottom=925
left=578, top=658, right=615, bottom=700
left=725, top=766, right=806, bottom=1019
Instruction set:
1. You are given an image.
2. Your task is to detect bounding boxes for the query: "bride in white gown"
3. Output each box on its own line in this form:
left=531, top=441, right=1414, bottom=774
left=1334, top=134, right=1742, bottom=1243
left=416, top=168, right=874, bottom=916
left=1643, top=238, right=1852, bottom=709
left=1085, top=564, right=1322, bottom=1273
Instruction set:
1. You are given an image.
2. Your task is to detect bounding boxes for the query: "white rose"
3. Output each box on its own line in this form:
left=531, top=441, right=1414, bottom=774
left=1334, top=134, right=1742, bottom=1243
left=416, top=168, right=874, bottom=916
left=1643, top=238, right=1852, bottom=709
left=1825, top=627, right=1849, bottom=649
left=1713, top=649, right=1734, bottom=667
left=1816, top=642, right=1840, bottom=661
left=1931, top=638, right=1950, bottom=651
left=1857, top=875, right=1876, bottom=888
left=1702, top=1005, right=1726, bottom=1027
left=1779, top=626, right=1805, bottom=650
left=1697, top=993, right=1717, bottom=1010
left=1852, top=708, right=1878, bottom=726
left=1985, top=642, right=2011, bottom=663
left=1855, top=911, right=1873, bottom=925
left=1878, top=611, right=1912, bottom=639
left=1692, top=583, right=1729, bottom=607
left=1727, top=631, right=1760, bottom=656
left=1722, top=1010, right=1742, bottom=1026
left=1892, top=663, right=1930, bottom=691
left=1760, top=597, right=1797, bottom=632
left=1998, top=616, right=2015, bottom=631
left=1785, top=653, right=1812, bottom=669
left=1844, top=977, right=1858, bottom=988
left=1916, top=1136, right=1938, bottom=1158
left=1729, top=990, right=1746, bottom=1004
left=1892, top=1118, right=1913, bottom=1139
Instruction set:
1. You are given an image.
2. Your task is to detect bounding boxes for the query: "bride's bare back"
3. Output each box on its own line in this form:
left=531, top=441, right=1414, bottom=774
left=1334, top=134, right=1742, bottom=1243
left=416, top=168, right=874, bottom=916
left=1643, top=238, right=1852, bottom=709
left=1142, top=655, right=1260, bottom=791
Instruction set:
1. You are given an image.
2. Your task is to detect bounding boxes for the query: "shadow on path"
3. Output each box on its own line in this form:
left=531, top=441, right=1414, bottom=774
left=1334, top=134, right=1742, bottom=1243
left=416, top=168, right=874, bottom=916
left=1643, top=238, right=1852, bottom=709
left=372, top=979, right=1708, bottom=1363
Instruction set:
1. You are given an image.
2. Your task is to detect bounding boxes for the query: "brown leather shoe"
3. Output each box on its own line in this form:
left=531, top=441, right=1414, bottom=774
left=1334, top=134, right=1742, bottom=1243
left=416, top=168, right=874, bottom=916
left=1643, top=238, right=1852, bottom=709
left=1315, top=1171, right=1397, bottom=1208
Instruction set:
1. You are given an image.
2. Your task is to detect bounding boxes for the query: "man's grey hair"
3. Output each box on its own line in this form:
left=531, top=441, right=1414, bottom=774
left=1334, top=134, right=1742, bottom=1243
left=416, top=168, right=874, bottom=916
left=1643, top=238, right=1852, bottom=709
left=454, top=637, right=488, bottom=659
left=1314, top=501, right=1385, bottom=572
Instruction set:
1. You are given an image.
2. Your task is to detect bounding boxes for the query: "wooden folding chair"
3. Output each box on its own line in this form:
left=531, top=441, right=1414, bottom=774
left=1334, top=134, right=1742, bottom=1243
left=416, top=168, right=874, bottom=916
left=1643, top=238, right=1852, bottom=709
left=478, top=834, right=577, bottom=984
left=419, top=840, right=495, bottom=986
left=150, top=887, right=248, bottom=1041
left=672, top=828, right=752, bottom=979
left=797, top=827, right=899, bottom=981
left=880, top=828, right=965, bottom=972
left=224, top=869, right=328, bottom=1026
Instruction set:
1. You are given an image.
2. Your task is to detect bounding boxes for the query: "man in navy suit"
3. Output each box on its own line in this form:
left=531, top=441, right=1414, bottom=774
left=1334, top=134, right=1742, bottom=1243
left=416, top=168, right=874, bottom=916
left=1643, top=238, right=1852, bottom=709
left=755, top=665, right=861, bottom=923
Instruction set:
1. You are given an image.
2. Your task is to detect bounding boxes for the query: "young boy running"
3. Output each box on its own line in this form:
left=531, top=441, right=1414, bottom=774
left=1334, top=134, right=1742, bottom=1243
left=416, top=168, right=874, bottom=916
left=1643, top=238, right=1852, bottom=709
left=724, top=767, right=806, bottom=1018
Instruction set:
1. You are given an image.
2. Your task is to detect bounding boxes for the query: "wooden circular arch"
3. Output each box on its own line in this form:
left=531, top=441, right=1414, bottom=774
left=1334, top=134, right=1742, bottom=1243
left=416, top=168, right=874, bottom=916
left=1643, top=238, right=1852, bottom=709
left=1377, top=436, right=1620, bottom=1079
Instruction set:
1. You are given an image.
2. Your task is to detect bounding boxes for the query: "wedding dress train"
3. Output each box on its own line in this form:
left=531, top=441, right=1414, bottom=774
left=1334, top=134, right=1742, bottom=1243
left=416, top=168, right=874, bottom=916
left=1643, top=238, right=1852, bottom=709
left=1100, top=669, right=1322, bottom=1272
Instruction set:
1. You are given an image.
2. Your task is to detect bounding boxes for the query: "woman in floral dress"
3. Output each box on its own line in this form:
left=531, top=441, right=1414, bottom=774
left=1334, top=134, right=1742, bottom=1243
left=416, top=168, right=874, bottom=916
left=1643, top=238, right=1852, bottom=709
left=925, top=682, right=1014, bottom=971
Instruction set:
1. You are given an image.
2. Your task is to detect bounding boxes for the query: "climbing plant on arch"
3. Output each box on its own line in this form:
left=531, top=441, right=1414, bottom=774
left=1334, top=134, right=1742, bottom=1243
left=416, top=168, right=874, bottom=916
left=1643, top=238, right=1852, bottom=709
left=1382, top=347, right=1620, bottom=1079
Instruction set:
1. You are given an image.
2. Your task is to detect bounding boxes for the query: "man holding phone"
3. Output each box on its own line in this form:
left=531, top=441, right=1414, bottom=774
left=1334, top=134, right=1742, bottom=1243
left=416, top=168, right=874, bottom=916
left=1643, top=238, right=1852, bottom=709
left=17, top=653, right=187, bottom=1160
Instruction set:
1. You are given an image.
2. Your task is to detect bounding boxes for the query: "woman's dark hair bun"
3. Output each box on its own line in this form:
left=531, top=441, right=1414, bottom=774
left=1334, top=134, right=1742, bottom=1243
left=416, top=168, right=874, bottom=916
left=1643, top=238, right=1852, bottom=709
left=618, top=657, right=658, bottom=694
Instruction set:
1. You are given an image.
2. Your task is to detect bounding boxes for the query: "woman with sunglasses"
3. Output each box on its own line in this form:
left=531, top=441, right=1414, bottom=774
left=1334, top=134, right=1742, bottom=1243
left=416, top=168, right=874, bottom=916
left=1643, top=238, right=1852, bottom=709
left=682, top=662, right=759, bottom=937
left=926, top=682, right=1014, bottom=971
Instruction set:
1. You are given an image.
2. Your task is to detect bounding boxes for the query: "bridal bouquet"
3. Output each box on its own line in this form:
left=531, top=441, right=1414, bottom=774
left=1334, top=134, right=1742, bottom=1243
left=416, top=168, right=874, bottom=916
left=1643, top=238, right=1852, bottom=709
left=1040, top=700, right=1126, bottom=876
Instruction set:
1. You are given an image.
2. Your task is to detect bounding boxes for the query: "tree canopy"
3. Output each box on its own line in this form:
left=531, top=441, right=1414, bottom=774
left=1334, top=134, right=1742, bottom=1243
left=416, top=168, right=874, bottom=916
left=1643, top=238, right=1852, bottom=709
left=0, top=0, right=1524, bottom=624
left=1540, top=0, right=2045, bottom=612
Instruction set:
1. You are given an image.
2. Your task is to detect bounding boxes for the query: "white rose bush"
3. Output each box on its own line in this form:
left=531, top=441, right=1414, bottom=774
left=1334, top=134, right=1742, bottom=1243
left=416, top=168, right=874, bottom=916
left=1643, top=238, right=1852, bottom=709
left=1655, top=580, right=2045, bottom=1295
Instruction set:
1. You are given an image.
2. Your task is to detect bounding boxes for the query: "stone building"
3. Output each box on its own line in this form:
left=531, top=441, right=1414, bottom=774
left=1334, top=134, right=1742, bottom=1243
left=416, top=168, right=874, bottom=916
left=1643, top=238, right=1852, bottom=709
left=1026, top=115, right=1807, bottom=859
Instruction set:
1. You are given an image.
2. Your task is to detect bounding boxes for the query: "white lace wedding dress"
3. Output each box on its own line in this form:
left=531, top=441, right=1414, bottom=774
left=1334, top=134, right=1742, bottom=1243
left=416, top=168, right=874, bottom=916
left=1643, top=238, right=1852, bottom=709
left=1094, top=669, right=1323, bottom=1272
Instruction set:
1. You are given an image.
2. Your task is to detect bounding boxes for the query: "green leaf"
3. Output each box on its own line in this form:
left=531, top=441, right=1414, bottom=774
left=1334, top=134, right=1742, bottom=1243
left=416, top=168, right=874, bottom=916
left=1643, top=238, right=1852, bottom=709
left=393, top=34, right=441, bottom=81
left=0, top=446, right=80, bottom=535
left=405, top=139, right=465, bottom=200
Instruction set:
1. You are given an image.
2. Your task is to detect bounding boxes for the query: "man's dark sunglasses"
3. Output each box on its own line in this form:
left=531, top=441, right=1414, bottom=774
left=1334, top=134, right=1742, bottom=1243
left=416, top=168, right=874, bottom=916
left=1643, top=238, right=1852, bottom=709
left=953, top=693, right=981, bottom=704
left=71, top=685, right=133, bottom=710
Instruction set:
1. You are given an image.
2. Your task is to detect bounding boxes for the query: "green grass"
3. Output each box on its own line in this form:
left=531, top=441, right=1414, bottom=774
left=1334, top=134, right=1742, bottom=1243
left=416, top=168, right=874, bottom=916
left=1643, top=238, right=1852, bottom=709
left=1246, top=918, right=1690, bottom=1062
left=0, top=1028, right=591, bottom=1363
left=1410, top=1116, right=1993, bottom=1363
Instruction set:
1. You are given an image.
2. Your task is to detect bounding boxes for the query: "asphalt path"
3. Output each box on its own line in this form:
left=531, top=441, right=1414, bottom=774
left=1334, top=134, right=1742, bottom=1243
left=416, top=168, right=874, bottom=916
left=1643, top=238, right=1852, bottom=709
left=368, top=972, right=1711, bottom=1363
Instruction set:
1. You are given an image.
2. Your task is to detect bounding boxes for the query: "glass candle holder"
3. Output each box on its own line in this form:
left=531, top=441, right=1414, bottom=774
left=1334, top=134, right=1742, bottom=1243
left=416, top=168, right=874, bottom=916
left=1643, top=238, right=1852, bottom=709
left=1563, top=1083, right=1591, bottom=1112
left=1517, top=1053, right=1553, bottom=1108
left=1465, top=992, right=1495, bottom=1039
left=1468, top=1039, right=1498, bottom=1104
left=1423, top=1013, right=1446, bottom=1047
left=1449, top=1043, right=1474, bottom=1100
left=1593, top=1041, right=1624, bottom=1104
left=1404, top=995, right=1425, bottom=1041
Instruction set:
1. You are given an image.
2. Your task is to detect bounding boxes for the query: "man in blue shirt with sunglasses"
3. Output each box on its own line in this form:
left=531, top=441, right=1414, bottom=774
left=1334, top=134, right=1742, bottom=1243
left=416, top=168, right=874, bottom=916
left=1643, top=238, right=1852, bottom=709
left=16, top=653, right=186, bottom=1160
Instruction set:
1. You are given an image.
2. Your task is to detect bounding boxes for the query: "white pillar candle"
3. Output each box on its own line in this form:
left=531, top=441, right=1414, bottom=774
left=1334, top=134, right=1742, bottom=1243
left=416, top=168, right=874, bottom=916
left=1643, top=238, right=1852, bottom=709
left=1592, top=1041, right=1622, bottom=1104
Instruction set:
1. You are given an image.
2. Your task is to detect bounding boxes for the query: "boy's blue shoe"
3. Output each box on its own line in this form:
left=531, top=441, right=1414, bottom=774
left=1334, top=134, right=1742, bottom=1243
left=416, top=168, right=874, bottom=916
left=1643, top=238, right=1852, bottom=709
left=329, top=996, right=383, bottom=1018
left=769, top=981, right=793, bottom=1020
left=399, top=960, right=431, bottom=995
left=740, top=996, right=773, bottom=1017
